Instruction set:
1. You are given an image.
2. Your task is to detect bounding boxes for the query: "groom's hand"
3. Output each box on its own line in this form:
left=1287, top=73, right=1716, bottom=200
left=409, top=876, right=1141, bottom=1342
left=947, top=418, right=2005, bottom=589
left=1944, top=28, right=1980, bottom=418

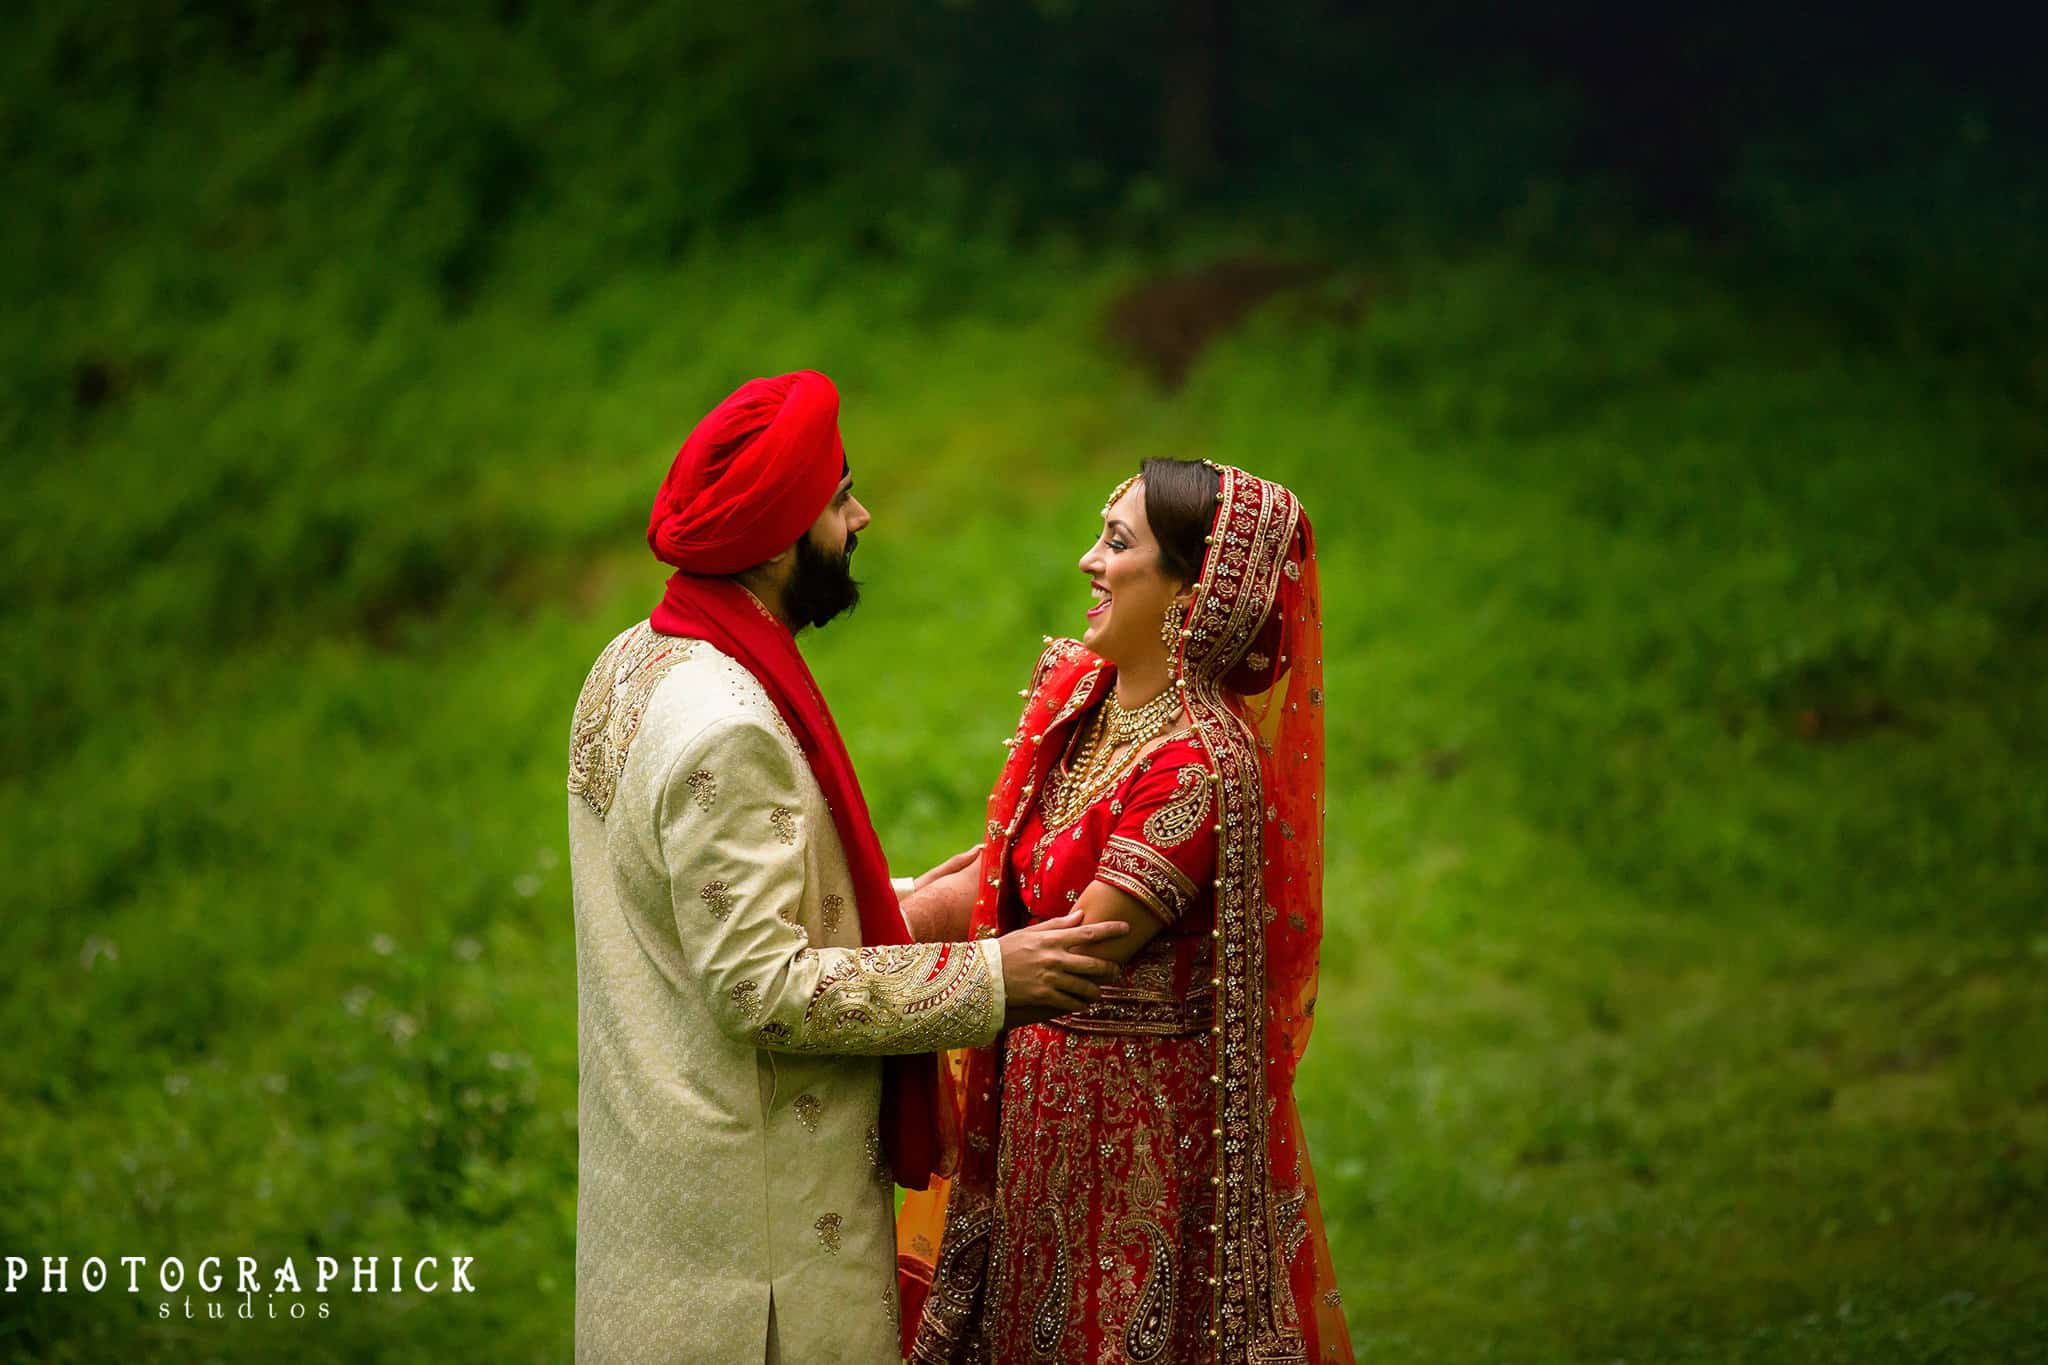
left=996, top=911, right=1125, bottom=1028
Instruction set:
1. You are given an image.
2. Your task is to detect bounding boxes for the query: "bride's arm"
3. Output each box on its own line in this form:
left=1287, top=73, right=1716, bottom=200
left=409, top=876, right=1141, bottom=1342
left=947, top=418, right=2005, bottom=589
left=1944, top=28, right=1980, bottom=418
left=1066, top=880, right=1168, bottom=968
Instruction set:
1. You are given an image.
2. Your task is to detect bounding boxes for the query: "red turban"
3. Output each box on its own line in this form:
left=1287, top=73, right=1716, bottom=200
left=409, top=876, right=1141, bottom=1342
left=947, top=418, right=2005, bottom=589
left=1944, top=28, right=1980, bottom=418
left=646, top=370, right=847, bottom=574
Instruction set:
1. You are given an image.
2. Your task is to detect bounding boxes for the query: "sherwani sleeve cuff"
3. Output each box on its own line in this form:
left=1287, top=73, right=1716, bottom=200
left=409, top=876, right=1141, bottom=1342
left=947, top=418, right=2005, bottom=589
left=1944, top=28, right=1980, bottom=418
left=968, top=937, right=1005, bottom=1045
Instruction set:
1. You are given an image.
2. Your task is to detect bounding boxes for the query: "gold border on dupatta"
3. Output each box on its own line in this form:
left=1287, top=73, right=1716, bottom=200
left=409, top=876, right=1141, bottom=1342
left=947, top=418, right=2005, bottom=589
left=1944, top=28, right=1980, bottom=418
left=1185, top=466, right=1310, bottom=1362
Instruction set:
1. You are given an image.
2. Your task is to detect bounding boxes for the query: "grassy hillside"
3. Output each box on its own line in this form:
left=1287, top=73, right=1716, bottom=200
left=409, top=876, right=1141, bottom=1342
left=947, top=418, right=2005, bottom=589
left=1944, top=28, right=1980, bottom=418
left=5, top=8, right=2046, bottom=1362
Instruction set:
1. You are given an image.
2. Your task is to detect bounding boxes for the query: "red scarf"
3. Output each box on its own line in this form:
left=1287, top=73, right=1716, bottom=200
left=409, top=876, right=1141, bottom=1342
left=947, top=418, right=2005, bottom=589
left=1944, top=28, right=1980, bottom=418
left=650, top=571, right=940, bottom=1188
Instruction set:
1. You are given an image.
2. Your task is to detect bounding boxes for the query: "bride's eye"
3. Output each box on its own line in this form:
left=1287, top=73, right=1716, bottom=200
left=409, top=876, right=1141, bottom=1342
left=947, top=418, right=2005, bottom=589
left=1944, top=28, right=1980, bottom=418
left=1106, top=536, right=1128, bottom=552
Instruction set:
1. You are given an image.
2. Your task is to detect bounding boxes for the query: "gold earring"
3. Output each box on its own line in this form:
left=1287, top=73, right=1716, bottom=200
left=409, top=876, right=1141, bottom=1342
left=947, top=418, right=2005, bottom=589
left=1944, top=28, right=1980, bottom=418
left=1160, top=599, right=1184, bottom=653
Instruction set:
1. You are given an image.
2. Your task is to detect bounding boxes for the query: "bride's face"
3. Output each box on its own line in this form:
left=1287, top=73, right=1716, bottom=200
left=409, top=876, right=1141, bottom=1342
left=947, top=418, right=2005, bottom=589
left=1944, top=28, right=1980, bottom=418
left=1077, top=479, right=1185, bottom=667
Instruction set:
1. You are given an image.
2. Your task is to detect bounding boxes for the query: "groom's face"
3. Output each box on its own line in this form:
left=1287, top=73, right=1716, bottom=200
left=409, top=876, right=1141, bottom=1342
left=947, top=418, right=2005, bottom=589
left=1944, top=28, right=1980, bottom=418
left=785, top=469, right=869, bottom=631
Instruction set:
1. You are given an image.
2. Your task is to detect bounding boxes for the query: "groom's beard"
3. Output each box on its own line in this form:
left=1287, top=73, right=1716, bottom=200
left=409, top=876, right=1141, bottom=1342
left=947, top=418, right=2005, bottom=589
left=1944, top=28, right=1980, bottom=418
left=784, top=530, right=861, bottom=632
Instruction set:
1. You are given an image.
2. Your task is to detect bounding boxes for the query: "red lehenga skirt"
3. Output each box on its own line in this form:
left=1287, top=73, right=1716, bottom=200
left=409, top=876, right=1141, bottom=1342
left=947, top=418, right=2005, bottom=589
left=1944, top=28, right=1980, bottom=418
left=979, top=1017, right=1220, bottom=1362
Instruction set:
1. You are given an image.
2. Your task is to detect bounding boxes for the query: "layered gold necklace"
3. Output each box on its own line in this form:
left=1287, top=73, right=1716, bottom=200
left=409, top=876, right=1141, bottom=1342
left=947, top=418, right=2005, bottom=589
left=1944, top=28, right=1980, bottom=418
left=1044, top=686, right=1183, bottom=828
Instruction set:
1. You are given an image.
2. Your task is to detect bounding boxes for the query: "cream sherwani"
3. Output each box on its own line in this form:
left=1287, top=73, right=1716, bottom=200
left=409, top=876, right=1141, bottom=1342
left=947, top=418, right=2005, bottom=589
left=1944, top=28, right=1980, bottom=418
left=568, top=621, right=1005, bottom=1364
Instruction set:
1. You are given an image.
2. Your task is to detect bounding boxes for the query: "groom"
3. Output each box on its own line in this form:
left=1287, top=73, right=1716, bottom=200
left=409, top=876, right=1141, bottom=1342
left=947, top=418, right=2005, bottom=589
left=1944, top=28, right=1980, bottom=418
left=567, top=370, right=1121, bottom=1363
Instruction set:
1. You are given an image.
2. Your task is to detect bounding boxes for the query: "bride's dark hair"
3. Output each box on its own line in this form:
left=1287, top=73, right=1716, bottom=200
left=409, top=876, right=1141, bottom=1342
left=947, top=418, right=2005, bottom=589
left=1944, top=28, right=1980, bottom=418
left=1140, top=457, right=1223, bottom=586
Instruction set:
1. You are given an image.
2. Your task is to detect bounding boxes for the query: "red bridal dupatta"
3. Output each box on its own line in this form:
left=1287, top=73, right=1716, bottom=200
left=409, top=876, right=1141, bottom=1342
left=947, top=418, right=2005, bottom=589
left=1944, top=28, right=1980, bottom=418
left=898, top=466, right=1352, bottom=1362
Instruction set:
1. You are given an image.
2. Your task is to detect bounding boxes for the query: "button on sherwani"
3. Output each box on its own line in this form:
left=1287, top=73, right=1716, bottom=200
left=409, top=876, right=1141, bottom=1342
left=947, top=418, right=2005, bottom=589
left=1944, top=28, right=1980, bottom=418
left=568, top=622, right=1005, bottom=1363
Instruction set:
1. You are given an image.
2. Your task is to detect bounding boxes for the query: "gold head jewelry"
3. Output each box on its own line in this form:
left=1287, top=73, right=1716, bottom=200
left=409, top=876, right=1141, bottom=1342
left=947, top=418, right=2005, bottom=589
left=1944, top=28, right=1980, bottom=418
left=1101, top=473, right=1140, bottom=518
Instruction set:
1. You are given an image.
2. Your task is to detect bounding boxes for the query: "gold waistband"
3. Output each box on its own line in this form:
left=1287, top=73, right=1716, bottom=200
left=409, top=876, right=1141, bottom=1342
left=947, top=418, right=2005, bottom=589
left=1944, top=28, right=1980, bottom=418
left=1048, top=987, right=1216, bottom=1038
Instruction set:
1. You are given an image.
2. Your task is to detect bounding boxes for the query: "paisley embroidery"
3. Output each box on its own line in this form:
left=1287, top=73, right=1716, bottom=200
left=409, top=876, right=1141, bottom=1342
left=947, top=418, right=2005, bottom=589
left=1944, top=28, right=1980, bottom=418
left=763, top=941, right=999, bottom=1055
left=729, top=979, right=760, bottom=1017
left=1141, top=764, right=1214, bottom=848
left=1027, top=1175, right=1073, bottom=1357
left=814, top=1212, right=842, bottom=1253
left=794, top=1093, right=823, bottom=1132
left=1129, top=1139, right=1166, bottom=1209
left=1114, top=1213, right=1177, bottom=1363
left=908, top=1204, right=993, bottom=1364
left=820, top=893, right=846, bottom=934
left=768, top=806, right=798, bottom=845
left=684, top=768, right=717, bottom=811
left=567, top=623, right=698, bottom=819
left=699, top=880, right=735, bottom=921
left=1276, top=1173, right=1310, bottom=1262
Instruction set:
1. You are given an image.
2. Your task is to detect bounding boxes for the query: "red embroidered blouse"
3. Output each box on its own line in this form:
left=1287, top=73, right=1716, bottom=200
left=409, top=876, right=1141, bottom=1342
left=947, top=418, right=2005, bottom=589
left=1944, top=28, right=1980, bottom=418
left=1007, top=730, right=1220, bottom=1033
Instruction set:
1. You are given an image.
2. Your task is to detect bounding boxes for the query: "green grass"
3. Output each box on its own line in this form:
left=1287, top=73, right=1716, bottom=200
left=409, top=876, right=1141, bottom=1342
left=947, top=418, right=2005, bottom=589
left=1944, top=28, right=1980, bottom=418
left=6, top=15, right=2047, bottom=1361
left=7, top=233, right=2044, bottom=1361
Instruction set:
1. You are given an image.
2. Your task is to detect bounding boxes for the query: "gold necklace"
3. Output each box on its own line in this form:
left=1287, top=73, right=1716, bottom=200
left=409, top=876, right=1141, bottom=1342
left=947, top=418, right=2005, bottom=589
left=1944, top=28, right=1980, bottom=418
left=1101, top=686, right=1182, bottom=747
left=1045, top=689, right=1182, bottom=828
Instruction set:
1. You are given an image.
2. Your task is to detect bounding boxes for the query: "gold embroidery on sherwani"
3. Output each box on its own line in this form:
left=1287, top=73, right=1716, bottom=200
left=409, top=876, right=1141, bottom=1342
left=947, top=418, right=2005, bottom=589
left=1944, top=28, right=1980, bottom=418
left=742, top=943, right=998, bottom=1057
left=1141, top=764, right=1214, bottom=847
left=685, top=768, right=717, bottom=811
left=814, top=1212, right=843, bottom=1253
left=865, top=1124, right=890, bottom=1185
left=567, top=623, right=699, bottom=818
left=820, top=894, right=845, bottom=934
left=776, top=899, right=808, bottom=939
left=794, top=1093, right=823, bottom=1132
left=768, top=806, right=798, bottom=845
left=729, top=979, right=760, bottom=1017
left=698, top=880, right=735, bottom=921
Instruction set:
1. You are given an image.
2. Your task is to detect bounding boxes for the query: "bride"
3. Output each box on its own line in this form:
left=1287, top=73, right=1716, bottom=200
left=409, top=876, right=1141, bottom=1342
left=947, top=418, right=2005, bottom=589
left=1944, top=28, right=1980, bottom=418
left=896, top=459, right=1352, bottom=1362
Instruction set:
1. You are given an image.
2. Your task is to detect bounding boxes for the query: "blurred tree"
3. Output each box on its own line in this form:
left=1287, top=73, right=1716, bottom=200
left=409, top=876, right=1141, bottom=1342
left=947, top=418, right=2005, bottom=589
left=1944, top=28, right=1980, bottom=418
left=1160, top=0, right=1232, bottom=188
